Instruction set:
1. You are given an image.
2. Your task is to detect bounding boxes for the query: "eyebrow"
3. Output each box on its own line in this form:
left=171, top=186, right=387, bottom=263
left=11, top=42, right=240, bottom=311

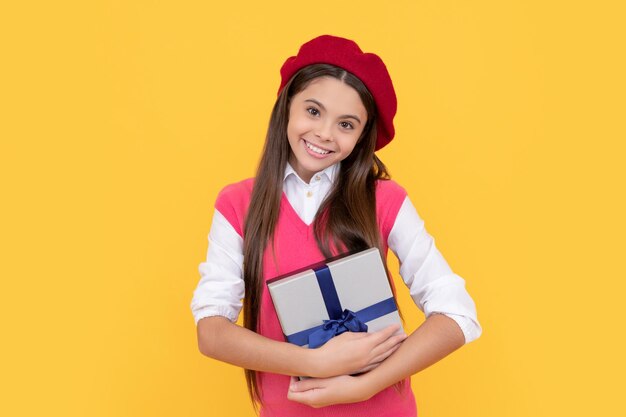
left=304, top=99, right=362, bottom=124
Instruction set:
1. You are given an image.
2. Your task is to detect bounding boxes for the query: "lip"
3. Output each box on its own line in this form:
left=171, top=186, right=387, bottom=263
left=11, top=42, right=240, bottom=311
left=302, top=139, right=334, bottom=159
left=304, top=139, right=333, bottom=152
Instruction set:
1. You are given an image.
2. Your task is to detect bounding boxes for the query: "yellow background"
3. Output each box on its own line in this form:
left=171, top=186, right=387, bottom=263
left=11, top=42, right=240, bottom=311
left=1, top=1, right=624, bottom=416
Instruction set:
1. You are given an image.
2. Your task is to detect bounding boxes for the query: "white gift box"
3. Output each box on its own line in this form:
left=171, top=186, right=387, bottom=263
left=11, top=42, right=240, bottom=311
left=267, top=248, right=403, bottom=349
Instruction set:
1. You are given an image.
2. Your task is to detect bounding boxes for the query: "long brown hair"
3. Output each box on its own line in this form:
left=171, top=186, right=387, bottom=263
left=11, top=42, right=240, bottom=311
left=243, top=64, right=392, bottom=407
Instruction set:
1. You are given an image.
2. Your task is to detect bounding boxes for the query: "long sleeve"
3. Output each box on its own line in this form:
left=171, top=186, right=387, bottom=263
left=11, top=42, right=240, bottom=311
left=190, top=209, right=245, bottom=325
left=388, top=196, right=482, bottom=344
left=190, top=165, right=337, bottom=325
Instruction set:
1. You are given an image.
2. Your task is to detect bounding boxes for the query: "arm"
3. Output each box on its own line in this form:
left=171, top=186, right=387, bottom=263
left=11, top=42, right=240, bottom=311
left=359, top=313, right=465, bottom=392
left=288, top=196, right=481, bottom=406
left=197, top=316, right=405, bottom=378
left=192, top=210, right=406, bottom=378
left=197, top=316, right=312, bottom=376
left=288, top=313, right=464, bottom=407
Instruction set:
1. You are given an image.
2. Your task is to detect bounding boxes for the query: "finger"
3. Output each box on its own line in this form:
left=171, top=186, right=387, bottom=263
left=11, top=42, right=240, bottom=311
left=288, top=389, right=315, bottom=404
left=290, top=377, right=326, bottom=393
left=289, top=376, right=298, bottom=390
left=287, top=391, right=324, bottom=408
left=370, top=332, right=407, bottom=356
left=333, top=330, right=368, bottom=341
left=368, top=324, right=401, bottom=344
left=354, top=361, right=381, bottom=374
left=369, top=342, right=402, bottom=364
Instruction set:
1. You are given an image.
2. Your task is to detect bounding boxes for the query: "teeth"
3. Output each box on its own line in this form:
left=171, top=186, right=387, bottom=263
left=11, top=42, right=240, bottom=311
left=305, top=141, right=330, bottom=155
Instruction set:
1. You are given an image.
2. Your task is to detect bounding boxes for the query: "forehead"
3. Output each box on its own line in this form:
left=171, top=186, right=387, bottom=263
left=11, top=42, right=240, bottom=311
left=293, top=77, right=367, bottom=116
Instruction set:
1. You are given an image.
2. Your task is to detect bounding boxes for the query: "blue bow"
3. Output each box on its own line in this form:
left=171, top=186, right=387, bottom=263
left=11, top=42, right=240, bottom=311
left=307, top=309, right=368, bottom=348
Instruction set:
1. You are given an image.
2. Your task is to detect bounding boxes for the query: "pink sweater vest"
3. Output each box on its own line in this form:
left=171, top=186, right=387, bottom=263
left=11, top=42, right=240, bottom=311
left=216, top=178, right=417, bottom=417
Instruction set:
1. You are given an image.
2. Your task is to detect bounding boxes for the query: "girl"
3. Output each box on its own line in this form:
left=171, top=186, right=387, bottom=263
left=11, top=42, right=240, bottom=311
left=191, top=35, right=481, bottom=416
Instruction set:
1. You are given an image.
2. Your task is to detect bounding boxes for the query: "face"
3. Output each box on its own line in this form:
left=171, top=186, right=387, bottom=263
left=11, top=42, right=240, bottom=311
left=287, top=76, right=368, bottom=183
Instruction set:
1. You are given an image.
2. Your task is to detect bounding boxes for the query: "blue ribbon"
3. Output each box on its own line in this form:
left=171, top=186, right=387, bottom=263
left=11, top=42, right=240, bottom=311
left=314, top=265, right=343, bottom=319
left=308, top=309, right=368, bottom=348
left=284, top=264, right=397, bottom=347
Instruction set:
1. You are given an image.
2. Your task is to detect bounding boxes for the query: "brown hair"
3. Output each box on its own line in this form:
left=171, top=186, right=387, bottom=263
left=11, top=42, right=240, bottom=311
left=242, top=64, right=392, bottom=407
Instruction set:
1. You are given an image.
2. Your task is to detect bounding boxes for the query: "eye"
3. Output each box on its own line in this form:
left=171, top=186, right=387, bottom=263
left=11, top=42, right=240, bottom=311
left=306, top=107, right=320, bottom=117
left=339, top=121, right=354, bottom=130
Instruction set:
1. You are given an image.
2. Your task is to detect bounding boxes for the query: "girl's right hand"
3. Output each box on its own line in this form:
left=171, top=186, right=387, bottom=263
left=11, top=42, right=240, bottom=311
left=308, top=324, right=407, bottom=378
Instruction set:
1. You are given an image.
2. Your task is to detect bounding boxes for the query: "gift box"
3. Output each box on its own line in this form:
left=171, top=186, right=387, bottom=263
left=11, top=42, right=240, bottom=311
left=267, top=247, right=403, bottom=349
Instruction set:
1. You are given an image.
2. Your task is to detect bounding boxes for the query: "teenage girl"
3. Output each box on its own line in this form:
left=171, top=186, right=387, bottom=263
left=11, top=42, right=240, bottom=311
left=191, top=35, right=481, bottom=416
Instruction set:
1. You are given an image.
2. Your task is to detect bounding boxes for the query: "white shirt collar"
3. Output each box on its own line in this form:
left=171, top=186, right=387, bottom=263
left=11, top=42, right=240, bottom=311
left=284, top=162, right=340, bottom=185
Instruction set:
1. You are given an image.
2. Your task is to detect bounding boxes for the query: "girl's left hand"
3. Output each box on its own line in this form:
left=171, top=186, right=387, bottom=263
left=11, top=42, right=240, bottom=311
left=287, top=375, right=371, bottom=408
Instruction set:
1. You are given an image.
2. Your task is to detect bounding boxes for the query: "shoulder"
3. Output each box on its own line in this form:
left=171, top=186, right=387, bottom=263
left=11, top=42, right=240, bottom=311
left=216, top=178, right=255, bottom=203
left=215, top=178, right=255, bottom=237
left=375, top=178, right=407, bottom=199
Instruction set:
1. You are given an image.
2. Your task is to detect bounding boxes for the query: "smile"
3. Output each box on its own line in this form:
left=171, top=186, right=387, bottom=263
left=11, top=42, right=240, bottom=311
left=304, top=140, right=332, bottom=155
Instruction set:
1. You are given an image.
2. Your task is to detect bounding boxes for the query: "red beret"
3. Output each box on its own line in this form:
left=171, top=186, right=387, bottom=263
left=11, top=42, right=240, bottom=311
left=278, top=35, right=397, bottom=151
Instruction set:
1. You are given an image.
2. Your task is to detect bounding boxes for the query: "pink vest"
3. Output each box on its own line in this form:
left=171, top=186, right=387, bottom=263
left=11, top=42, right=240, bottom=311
left=216, top=178, right=417, bottom=417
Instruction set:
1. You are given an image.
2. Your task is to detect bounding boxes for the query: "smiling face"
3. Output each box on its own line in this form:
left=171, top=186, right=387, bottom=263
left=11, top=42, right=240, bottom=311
left=287, top=76, right=368, bottom=183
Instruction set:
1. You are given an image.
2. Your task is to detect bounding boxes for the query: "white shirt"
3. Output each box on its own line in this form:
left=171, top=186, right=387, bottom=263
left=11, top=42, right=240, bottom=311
left=191, top=163, right=482, bottom=344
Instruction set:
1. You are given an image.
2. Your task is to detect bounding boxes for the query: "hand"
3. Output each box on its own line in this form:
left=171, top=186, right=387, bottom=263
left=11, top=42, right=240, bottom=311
left=288, top=375, right=371, bottom=408
left=309, top=324, right=406, bottom=378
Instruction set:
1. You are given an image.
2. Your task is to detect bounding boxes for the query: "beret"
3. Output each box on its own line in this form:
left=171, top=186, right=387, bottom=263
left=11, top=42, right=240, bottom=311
left=278, top=35, right=397, bottom=151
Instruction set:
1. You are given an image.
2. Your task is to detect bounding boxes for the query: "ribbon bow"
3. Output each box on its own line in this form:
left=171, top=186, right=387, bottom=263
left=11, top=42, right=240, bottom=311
left=307, top=309, right=368, bottom=348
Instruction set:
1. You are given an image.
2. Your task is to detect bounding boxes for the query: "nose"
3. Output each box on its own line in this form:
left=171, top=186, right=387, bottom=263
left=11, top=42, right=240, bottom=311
left=314, top=121, right=334, bottom=141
